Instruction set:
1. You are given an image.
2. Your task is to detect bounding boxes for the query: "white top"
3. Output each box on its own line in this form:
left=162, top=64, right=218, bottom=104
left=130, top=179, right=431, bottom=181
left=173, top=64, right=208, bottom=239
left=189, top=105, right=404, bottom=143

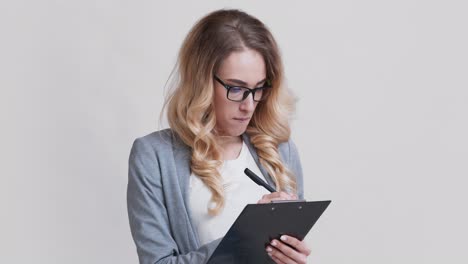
left=188, top=141, right=270, bottom=246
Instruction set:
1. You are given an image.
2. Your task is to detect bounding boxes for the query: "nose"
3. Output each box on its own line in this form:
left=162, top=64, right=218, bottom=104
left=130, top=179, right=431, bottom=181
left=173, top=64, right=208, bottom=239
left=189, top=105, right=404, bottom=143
left=239, top=93, right=256, bottom=112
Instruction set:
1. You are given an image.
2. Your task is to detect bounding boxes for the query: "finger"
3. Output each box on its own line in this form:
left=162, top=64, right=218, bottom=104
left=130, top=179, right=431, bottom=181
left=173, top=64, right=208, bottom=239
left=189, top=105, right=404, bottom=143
left=271, top=192, right=291, bottom=199
left=280, top=235, right=311, bottom=256
left=257, top=195, right=276, bottom=204
left=259, top=192, right=292, bottom=203
left=270, top=253, right=287, bottom=264
left=269, top=196, right=293, bottom=201
left=270, top=239, right=307, bottom=264
left=267, top=244, right=294, bottom=264
left=279, top=191, right=294, bottom=200
left=261, top=192, right=281, bottom=200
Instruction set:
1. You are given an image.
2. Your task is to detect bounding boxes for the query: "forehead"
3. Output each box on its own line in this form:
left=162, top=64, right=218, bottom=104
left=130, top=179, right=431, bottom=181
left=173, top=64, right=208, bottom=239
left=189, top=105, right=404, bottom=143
left=217, top=49, right=266, bottom=84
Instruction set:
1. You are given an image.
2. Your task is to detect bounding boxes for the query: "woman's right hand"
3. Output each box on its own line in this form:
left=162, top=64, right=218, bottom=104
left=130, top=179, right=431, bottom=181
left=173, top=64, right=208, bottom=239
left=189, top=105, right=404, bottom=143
left=257, top=191, right=297, bottom=204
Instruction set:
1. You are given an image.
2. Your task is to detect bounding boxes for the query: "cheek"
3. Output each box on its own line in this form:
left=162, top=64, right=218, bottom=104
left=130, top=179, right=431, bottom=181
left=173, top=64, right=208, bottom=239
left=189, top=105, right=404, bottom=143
left=213, top=90, right=230, bottom=118
left=215, top=102, right=235, bottom=121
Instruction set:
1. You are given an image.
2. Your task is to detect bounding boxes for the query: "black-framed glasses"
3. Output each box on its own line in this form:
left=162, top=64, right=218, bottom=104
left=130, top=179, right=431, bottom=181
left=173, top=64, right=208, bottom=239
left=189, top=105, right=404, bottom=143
left=214, top=75, right=272, bottom=102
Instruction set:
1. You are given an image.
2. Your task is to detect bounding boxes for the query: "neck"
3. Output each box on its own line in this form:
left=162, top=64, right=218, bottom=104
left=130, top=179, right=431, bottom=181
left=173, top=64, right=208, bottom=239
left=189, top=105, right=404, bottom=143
left=215, top=134, right=243, bottom=160
left=215, top=135, right=242, bottom=147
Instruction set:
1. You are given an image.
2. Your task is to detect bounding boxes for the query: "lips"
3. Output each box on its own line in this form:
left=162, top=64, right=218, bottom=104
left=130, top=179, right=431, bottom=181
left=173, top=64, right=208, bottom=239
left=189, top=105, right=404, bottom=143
left=233, top=117, right=250, bottom=122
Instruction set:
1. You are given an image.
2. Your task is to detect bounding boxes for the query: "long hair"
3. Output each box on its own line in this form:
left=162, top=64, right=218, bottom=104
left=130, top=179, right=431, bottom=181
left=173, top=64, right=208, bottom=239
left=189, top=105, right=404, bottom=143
left=163, top=9, right=297, bottom=215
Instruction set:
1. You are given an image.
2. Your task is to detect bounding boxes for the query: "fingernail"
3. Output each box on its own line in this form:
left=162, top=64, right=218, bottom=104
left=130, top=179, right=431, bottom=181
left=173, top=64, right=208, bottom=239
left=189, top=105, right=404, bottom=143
left=271, top=240, right=277, bottom=246
left=280, top=235, right=287, bottom=241
left=268, top=253, right=272, bottom=258
left=266, top=247, right=272, bottom=252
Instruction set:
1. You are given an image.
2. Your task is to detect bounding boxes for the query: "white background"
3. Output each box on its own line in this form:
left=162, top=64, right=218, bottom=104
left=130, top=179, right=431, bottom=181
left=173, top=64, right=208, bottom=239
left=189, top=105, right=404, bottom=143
left=1, top=1, right=467, bottom=263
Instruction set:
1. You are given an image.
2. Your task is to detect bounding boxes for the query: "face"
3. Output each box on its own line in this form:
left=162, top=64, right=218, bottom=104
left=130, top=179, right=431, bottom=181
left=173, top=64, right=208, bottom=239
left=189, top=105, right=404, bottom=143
left=213, top=49, right=267, bottom=136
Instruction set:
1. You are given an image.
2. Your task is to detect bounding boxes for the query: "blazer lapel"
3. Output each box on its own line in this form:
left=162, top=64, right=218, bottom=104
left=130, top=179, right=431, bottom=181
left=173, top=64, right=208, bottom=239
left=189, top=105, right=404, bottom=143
left=170, top=132, right=201, bottom=248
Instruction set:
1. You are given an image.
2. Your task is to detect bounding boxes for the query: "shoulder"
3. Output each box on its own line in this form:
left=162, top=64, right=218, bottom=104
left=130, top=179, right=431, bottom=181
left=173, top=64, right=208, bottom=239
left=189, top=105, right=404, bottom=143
left=133, top=128, right=173, bottom=146
left=129, top=128, right=187, bottom=160
left=131, top=128, right=184, bottom=150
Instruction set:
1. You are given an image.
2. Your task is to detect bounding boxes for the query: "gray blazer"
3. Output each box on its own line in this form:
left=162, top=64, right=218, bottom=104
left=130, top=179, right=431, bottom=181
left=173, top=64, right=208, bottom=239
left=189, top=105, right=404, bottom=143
left=127, top=129, right=304, bottom=264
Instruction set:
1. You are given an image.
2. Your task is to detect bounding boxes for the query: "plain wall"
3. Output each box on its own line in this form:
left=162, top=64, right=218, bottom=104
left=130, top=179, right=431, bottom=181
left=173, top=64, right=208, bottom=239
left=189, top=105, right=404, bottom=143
left=1, top=1, right=467, bottom=263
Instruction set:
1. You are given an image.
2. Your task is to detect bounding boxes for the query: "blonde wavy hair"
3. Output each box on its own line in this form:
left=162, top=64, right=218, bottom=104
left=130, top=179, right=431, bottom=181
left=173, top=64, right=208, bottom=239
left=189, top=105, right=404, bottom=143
left=163, top=9, right=297, bottom=215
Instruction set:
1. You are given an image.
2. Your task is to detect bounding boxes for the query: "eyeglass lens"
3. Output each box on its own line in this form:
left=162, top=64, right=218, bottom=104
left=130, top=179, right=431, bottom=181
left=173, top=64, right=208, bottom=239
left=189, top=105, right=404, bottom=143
left=228, top=87, right=265, bottom=102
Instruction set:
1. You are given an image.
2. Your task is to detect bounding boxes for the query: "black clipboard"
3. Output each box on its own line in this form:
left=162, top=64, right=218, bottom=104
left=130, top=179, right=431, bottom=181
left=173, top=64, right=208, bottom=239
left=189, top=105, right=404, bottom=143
left=207, top=200, right=331, bottom=264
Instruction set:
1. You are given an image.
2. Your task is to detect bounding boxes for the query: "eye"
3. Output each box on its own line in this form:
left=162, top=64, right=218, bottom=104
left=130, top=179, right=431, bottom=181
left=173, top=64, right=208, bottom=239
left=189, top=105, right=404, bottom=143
left=229, top=87, right=243, bottom=93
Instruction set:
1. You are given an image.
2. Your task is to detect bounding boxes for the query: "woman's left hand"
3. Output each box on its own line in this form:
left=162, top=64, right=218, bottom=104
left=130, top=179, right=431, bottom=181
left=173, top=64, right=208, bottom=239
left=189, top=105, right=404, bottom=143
left=257, top=192, right=311, bottom=263
left=266, top=235, right=311, bottom=264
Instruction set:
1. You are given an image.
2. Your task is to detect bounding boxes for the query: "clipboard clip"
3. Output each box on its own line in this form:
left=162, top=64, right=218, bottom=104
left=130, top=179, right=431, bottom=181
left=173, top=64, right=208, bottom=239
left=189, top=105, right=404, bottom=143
left=270, top=199, right=306, bottom=203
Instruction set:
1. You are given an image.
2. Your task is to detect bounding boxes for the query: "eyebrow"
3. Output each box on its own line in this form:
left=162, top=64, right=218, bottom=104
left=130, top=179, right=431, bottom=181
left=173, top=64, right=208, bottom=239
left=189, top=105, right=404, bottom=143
left=225, top=78, right=267, bottom=86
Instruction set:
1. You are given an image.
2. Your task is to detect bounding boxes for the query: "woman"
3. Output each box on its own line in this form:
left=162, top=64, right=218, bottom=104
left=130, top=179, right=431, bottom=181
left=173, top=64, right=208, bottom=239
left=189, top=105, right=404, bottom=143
left=127, top=9, right=311, bottom=264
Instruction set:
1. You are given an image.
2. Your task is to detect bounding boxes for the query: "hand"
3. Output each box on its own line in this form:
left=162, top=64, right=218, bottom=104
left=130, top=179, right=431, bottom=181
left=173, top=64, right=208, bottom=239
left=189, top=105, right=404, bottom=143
left=266, top=235, right=311, bottom=264
left=257, top=191, right=298, bottom=204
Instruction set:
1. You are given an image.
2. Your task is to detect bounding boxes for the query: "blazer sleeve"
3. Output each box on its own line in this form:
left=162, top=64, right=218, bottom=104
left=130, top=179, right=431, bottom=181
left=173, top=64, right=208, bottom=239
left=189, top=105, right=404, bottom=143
left=126, top=138, right=219, bottom=264
left=288, top=139, right=305, bottom=200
